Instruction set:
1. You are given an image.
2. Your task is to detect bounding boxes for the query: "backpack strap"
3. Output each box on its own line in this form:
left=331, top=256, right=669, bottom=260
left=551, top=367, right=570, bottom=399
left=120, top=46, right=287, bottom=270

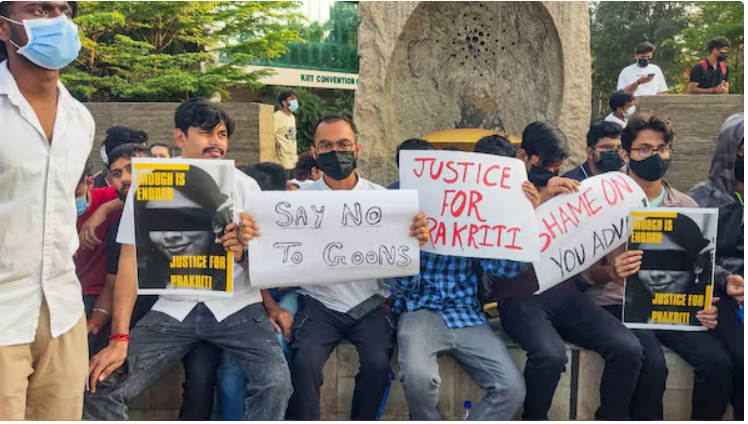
left=701, top=60, right=709, bottom=70
left=720, top=62, right=727, bottom=75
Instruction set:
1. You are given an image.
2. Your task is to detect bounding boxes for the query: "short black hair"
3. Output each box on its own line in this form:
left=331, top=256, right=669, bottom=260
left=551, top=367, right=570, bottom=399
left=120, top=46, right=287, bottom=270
left=244, top=162, right=288, bottom=191
left=621, top=113, right=675, bottom=152
left=313, top=113, right=358, bottom=141
left=396, top=139, right=433, bottom=166
left=609, top=90, right=635, bottom=112
left=708, top=36, right=731, bottom=52
left=292, top=151, right=317, bottom=181
left=587, top=121, right=623, bottom=148
left=149, top=142, right=174, bottom=157
left=79, top=160, right=92, bottom=184
left=104, top=126, right=149, bottom=156
left=0, top=2, right=79, bottom=61
left=474, top=135, right=517, bottom=158
left=278, top=90, right=296, bottom=106
left=175, top=98, right=235, bottom=139
left=634, top=42, right=655, bottom=55
left=108, top=143, right=151, bottom=169
left=521, top=122, right=569, bottom=164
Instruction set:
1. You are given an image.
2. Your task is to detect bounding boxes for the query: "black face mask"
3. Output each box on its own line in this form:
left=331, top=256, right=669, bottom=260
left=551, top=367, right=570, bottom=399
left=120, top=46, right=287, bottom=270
left=596, top=151, right=625, bottom=173
left=718, top=54, right=728, bottom=62
left=317, top=150, right=357, bottom=181
left=629, top=154, right=671, bottom=182
left=528, top=165, right=558, bottom=188
left=637, top=58, right=650, bottom=67
left=735, top=155, right=744, bottom=183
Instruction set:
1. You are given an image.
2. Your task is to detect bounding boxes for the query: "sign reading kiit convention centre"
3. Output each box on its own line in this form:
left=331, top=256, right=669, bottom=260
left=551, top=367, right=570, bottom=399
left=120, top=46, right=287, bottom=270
left=244, top=66, right=358, bottom=91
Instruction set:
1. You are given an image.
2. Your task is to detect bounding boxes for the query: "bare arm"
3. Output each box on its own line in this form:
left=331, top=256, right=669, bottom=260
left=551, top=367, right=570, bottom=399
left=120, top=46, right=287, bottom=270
left=88, top=274, right=116, bottom=333
left=79, top=198, right=125, bottom=249
left=688, top=82, right=728, bottom=94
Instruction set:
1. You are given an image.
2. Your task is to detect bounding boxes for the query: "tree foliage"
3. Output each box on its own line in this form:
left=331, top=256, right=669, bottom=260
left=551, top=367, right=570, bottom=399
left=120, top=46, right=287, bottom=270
left=63, top=1, right=303, bottom=101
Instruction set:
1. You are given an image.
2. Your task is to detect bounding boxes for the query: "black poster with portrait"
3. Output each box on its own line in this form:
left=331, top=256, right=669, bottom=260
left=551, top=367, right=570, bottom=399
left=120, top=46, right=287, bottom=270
left=623, top=208, right=718, bottom=331
left=132, top=158, right=235, bottom=296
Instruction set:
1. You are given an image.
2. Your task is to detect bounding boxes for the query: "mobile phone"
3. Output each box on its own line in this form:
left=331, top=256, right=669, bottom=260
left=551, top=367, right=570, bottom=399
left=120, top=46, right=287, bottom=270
left=648, top=73, right=655, bottom=77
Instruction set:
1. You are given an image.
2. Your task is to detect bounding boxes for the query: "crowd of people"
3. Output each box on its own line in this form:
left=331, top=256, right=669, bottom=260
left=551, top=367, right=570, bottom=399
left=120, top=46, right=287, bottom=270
left=0, top=1, right=744, bottom=421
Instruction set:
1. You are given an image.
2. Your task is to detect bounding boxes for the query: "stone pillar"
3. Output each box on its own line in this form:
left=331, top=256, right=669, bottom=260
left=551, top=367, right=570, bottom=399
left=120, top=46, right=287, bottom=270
left=354, top=1, right=591, bottom=185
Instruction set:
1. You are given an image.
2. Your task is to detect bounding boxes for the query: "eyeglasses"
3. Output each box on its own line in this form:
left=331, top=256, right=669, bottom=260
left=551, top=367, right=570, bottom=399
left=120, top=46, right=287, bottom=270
left=631, top=144, right=671, bottom=158
left=595, top=146, right=623, bottom=153
left=317, top=140, right=356, bottom=154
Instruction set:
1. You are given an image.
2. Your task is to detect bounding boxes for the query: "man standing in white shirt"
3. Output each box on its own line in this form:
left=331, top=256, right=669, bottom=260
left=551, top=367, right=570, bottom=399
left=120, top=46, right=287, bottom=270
left=275, top=90, right=299, bottom=179
left=617, top=42, right=668, bottom=97
left=0, top=1, right=93, bottom=420
left=240, top=113, right=431, bottom=420
left=84, top=99, right=292, bottom=420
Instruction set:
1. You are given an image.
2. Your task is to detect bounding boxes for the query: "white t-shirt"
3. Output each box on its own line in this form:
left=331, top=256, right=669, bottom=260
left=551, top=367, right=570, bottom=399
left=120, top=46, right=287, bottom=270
left=117, top=166, right=263, bottom=322
left=298, top=174, right=391, bottom=313
left=274, top=110, right=298, bottom=170
left=617, top=63, right=668, bottom=97
left=604, top=113, right=628, bottom=128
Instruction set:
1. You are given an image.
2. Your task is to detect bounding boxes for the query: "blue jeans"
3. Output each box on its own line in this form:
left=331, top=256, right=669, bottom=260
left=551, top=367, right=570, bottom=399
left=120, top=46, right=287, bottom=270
left=397, top=309, right=525, bottom=420
left=82, top=303, right=292, bottom=421
left=216, top=290, right=299, bottom=421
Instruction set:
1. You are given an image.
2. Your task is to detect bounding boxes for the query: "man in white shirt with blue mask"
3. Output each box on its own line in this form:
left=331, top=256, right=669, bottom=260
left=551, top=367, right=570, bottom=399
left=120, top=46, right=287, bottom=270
left=0, top=1, right=94, bottom=420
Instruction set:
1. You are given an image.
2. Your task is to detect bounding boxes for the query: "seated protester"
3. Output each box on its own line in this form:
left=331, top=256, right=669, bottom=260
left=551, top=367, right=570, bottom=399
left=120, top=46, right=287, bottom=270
left=216, top=162, right=300, bottom=421
left=88, top=144, right=157, bottom=356
left=84, top=99, right=292, bottom=421
left=564, top=121, right=624, bottom=182
left=287, top=151, right=322, bottom=191
left=239, top=113, right=431, bottom=420
left=604, top=90, right=636, bottom=129
left=93, top=126, right=149, bottom=189
left=687, top=37, right=731, bottom=95
left=689, top=114, right=743, bottom=420
left=487, top=122, right=644, bottom=420
left=149, top=142, right=173, bottom=158
left=388, top=138, right=433, bottom=189
left=592, top=113, right=729, bottom=420
left=388, top=135, right=535, bottom=420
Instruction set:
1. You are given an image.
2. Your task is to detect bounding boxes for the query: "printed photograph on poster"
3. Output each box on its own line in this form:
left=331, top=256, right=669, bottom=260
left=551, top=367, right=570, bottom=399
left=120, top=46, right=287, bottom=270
left=622, top=208, right=718, bottom=331
left=132, top=158, right=235, bottom=296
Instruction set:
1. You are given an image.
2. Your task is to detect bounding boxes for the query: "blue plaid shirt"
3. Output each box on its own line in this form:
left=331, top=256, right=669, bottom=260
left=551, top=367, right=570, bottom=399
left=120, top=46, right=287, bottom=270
left=387, top=251, right=522, bottom=328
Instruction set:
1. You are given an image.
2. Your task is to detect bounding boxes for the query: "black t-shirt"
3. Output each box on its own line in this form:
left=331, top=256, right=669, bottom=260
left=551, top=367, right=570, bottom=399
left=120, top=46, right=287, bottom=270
left=690, top=60, right=729, bottom=89
left=106, top=216, right=122, bottom=275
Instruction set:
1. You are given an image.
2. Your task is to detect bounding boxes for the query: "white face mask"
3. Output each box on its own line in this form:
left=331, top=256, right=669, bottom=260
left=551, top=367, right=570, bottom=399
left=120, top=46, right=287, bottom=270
left=624, top=105, right=637, bottom=118
left=100, top=147, right=108, bottom=165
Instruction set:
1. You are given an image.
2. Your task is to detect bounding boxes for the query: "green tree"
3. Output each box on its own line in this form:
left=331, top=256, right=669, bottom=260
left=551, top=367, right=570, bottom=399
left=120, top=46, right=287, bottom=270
left=673, top=1, right=744, bottom=93
left=590, top=1, right=692, bottom=118
left=63, top=1, right=303, bottom=101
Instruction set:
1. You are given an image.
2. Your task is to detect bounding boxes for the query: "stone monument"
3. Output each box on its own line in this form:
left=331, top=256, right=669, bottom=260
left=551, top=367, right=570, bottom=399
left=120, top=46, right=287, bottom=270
left=354, top=1, right=591, bottom=185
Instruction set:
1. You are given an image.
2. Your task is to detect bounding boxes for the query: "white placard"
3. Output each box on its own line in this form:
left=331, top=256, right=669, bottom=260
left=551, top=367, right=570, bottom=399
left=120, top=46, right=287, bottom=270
left=246, top=190, right=420, bottom=288
left=400, top=150, right=540, bottom=261
left=533, top=172, right=648, bottom=293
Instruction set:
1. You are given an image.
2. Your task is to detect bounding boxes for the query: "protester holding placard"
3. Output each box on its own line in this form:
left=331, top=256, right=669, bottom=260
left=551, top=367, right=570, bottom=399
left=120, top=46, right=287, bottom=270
left=689, top=114, right=744, bottom=420
left=389, top=138, right=433, bottom=189
left=487, top=122, right=644, bottom=421
left=564, top=121, right=625, bottom=182
left=84, top=99, right=292, bottom=421
left=239, top=113, right=430, bottom=420
left=590, top=113, right=731, bottom=420
left=388, top=136, right=537, bottom=421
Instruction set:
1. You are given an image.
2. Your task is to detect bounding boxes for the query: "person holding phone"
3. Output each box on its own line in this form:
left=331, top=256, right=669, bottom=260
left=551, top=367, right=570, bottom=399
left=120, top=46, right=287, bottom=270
left=618, top=42, right=668, bottom=97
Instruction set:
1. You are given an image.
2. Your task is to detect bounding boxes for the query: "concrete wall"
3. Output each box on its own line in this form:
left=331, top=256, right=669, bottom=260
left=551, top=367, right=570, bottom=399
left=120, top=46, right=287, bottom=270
left=354, top=1, right=591, bottom=186
left=82, top=102, right=275, bottom=172
left=635, top=95, right=744, bottom=193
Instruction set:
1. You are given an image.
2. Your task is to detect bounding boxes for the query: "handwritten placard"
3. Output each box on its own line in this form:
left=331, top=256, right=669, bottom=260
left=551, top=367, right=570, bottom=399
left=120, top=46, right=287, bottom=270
left=533, top=172, right=648, bottom=293
left=246, top=190, right=420, bottom=288
left=400, top=150, right=539, bottom=261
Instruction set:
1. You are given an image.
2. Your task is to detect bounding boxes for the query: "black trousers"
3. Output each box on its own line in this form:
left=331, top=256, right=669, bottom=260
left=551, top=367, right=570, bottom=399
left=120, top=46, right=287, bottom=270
left=287, top=295, right=395, bottom=420
left=714, top=296, right=743, bottom=421
left=497, top=288, right=643, bottom=420
left=605, top=304, right=735, bottom=420
left=178, top=341, right=221, bottom=421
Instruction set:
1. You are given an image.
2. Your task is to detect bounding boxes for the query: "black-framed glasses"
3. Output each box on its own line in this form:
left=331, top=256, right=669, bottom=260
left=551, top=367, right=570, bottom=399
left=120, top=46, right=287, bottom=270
left=317, top=140, right=356, bottom=153
left=632, top=144, right=671, bottom=158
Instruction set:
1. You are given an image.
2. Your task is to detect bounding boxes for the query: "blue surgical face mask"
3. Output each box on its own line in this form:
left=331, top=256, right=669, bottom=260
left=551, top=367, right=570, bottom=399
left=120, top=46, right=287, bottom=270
left=288, top=99, right=299, bottom=112
left=75, top=195, right=88, bottom=217
left=0, top=14, right=82, bottom=70
left=624, top=105, right=636, bottom=117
